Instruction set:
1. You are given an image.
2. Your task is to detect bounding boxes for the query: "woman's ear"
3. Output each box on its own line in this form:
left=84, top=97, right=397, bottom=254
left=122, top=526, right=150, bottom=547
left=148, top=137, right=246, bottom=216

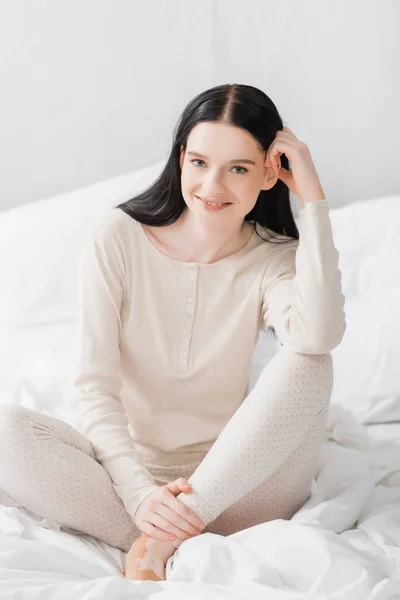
left=261, top=164, right=278, bottom=191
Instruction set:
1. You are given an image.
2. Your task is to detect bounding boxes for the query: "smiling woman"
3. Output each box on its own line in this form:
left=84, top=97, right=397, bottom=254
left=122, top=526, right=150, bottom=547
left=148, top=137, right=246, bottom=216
left=173, top=117, right=283, bottom=263
left=115, top=83, right=299, bottom=255
left=0, top=83, right=345, bottom=584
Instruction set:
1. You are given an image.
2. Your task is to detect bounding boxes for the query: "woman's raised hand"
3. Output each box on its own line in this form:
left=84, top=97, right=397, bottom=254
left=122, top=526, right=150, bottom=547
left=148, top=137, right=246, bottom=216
left=265, top=126, right=325, bottom=205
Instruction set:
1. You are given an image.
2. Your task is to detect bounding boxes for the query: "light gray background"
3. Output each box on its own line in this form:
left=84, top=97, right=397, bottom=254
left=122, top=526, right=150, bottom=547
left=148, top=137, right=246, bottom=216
left=1, top=0, right=399, bottom=211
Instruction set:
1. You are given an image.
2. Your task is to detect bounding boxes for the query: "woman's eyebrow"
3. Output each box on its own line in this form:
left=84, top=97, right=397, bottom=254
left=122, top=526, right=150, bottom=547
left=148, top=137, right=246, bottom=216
left=187, top=151, right=256, bottom=165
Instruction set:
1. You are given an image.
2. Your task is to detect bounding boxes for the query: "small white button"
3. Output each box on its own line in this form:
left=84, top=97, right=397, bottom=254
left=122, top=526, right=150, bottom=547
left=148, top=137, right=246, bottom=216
left=188, top=296, right=193, bottom=302
left=190, top=266, right=196, bottom=271
left=183, top=330, right=189, bottom=336
left=186, top=313, right=191, bottom=319
left=180, top=350, right=187, bottom=356
left=189, top=282, right=194, bottom=288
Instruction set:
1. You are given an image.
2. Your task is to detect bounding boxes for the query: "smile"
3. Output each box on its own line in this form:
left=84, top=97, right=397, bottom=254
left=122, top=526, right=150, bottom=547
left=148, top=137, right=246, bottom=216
left=196, top=196, right=232, bottom=207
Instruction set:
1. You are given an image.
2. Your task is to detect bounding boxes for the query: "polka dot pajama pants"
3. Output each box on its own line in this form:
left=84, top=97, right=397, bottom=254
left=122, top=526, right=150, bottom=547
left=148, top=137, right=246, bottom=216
left=0, top=346, right=333, bottom=553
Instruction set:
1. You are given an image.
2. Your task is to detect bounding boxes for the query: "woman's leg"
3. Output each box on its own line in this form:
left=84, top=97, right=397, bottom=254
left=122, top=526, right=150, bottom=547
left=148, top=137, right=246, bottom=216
left=172, top=346, right=333, bottom=547
left=0, top=405, right=141, bottom=552
left=203, top=400, right=329, bottom=537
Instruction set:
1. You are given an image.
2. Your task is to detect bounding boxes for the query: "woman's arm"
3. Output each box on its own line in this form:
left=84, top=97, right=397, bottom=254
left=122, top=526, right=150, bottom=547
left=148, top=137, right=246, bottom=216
left=70, top=218, right=159, bottom=520
left=261, top=198, right=346, bottom=354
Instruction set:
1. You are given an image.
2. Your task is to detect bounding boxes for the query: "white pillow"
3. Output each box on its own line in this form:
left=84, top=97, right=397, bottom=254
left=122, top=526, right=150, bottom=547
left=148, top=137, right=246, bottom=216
left=0, top=161, right=165, bottom=328
left=328, top=195, right=400, bottom=424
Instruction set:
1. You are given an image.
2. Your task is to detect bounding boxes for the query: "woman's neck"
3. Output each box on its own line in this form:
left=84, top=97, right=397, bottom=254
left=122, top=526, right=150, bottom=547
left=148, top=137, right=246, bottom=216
left=143, top=212, right=255, bottom=264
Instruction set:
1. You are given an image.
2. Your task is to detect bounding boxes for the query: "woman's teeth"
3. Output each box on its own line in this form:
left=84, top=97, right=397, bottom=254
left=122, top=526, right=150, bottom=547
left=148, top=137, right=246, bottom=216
left=197, top=197, right=229, bottom=206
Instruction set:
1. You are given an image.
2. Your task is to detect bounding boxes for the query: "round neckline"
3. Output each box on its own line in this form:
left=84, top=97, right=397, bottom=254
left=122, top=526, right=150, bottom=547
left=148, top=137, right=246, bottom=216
left=136, top=219, right=258, bottom=267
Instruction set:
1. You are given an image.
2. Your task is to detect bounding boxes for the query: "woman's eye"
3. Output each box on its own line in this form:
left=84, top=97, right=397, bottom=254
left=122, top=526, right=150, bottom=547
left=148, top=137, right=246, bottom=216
left=231, top=166, right=248, bottom=175
left=190, top=159, right=248, bottom=175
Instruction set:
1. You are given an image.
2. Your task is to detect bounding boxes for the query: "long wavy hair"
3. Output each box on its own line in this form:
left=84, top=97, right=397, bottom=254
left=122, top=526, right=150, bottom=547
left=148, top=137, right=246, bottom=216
left=115, top=83, right=299, bottom=243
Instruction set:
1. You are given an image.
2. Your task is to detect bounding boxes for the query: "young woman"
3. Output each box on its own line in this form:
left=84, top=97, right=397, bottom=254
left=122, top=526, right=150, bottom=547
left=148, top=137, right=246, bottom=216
left=0, top=83, right=346, bottom=581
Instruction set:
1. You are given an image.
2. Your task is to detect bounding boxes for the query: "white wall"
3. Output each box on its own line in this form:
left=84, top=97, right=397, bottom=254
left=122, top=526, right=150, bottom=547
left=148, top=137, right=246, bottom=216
left=0, top=0, right=399, bottom=211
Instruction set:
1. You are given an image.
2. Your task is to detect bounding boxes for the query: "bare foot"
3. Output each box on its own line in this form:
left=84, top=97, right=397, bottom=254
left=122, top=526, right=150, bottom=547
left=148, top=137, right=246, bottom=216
left=124, top=533, right=177, bottom=581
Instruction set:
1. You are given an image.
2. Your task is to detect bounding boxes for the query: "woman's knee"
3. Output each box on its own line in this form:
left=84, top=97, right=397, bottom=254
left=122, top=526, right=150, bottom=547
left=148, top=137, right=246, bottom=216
left=273, top=345, right=334, bottom=397
left=294, top=348, right=333, bottom=375
left=0, top=405, right=32, bottom=447
left=276, top=344, right=333, bottom=370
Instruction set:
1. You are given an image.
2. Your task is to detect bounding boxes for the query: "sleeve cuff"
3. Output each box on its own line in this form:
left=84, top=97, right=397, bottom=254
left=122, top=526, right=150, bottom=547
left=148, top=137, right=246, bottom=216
left=125, top=484, right=161, bottom=521
left=299, top=198, right=329, bottom=213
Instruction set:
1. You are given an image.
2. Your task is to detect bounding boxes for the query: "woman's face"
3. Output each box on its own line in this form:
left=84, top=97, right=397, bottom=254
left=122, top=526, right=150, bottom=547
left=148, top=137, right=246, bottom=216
left=179, top=121, right=277, bottom=224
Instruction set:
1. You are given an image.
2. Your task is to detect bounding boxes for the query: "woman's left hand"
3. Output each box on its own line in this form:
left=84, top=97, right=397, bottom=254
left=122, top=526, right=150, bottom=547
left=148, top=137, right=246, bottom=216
left=265, top=127, right=325, bottom=206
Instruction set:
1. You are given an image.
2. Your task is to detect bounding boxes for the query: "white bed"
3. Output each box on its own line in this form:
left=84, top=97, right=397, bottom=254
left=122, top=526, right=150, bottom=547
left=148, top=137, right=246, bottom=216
left=1, top=163, right=400, bottom=599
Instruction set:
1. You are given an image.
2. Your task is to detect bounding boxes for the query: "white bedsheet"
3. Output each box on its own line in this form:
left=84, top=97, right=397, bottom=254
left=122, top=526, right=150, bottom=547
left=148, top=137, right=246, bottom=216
left=1, top=404, right=400, bottom=599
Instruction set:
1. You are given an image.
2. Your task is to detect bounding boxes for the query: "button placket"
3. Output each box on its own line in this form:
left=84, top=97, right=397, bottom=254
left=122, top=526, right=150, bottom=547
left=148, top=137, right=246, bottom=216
left=179, top=263, right=198, bottom=371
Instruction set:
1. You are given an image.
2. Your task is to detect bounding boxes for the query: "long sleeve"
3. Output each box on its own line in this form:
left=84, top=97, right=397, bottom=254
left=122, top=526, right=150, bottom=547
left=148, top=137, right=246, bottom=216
left=71, top=221, right=159, bottom=521
left=261, top=198, right=346, bottom=354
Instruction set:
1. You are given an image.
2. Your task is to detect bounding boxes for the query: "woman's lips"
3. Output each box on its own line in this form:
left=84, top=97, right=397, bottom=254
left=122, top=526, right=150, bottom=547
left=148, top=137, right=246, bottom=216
left=195, top=196, right=231, bottom=206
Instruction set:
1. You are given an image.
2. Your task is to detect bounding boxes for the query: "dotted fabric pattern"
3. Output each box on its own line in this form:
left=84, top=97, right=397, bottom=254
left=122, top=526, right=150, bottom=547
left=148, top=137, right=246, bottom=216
left=0, top=346, right=333, bottom=553
left=170, top=346, right=333, bottom=548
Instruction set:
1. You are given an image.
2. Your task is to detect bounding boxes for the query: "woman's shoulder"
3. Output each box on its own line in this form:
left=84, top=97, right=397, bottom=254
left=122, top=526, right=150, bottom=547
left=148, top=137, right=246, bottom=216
left=85, top=207, right=137, bottom=247
left=79, top=209, right=141, bottom=277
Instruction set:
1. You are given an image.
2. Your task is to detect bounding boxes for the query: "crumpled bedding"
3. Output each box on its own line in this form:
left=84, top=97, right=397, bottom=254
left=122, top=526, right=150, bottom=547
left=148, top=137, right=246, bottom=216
left=1, top=404, right=400, bottom=599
